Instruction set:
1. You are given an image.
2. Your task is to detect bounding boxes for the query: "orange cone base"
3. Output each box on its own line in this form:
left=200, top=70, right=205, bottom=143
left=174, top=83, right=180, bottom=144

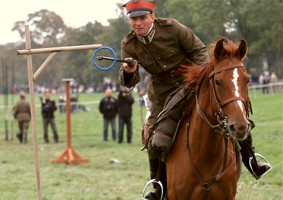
left=51, top=147, right=89, bottom=165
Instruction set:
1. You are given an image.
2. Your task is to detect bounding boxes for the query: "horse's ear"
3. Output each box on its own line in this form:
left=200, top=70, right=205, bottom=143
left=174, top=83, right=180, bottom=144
left=236, top=39, right=248, bottom=60
left=214, top=38, right=226, bottom=60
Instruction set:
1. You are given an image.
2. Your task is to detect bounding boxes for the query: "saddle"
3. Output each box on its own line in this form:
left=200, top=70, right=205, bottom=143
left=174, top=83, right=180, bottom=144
left=142, top=88, right=195, bottom=152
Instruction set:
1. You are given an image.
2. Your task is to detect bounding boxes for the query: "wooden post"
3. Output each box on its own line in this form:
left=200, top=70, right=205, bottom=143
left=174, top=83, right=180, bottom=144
left=24, top=25, right=42, bottom=200
left=51, top=79, right=89, bottom=165
left=17, top=24, right=102, bottom=200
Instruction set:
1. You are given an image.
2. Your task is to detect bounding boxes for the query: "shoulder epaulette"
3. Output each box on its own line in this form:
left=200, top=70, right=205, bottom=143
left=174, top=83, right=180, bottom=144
left=155, top=18, right=174, bottom=26
left=122, top=31, right=136, bottom=44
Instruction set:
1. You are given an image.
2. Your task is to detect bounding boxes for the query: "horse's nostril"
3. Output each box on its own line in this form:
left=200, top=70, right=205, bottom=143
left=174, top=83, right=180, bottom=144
left=229, top=124, right=236, bottom=132
left=229, top=121, right=249, bottom=132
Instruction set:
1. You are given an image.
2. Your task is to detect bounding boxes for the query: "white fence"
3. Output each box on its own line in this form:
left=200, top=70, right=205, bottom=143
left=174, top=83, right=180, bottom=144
left=248, top=81, right=283, bottom=90
left=1, top=82, right=282, bottom=110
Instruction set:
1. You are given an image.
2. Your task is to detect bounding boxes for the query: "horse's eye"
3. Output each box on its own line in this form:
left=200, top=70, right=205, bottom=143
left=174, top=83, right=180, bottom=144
left=215, top=79, right=222, bottom=86
left=245, top=77, right=251, bottom=85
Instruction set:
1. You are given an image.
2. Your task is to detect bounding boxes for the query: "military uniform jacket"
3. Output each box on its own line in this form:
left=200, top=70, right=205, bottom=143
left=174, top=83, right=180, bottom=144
left=13, top=100, right=31, bottom=122
left=119, top=18, right=209, bottom=126
left=119, top=18, right=208, bottom=88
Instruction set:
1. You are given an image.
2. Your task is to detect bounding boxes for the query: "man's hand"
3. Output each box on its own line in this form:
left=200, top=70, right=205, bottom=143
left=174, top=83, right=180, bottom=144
left=121, top=58, right=137, bottom=73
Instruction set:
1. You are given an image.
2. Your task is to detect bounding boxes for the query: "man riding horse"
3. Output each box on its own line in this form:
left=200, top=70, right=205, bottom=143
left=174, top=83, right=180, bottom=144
left=119, top=1, right=271, bottom=199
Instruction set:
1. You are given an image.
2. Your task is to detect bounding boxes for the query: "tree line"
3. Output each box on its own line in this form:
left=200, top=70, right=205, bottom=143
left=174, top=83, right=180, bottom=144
left=0, top=0, right=282, bottom=94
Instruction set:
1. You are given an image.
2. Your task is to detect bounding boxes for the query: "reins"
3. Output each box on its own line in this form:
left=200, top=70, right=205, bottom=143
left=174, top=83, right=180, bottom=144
left=195, top=93, right=230, bottom=138
left=195, top=95, right=228, bottom=130
left=185, top=119, right=234, bottom=196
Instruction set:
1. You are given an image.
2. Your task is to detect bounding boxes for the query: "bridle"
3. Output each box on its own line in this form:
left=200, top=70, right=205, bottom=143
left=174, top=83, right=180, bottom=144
left=185, top=63, right=252, bottom=194
left=195, top=63, right=252, bottom=139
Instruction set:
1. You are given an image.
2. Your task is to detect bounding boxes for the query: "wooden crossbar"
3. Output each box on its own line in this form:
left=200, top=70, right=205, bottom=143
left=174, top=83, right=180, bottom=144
left=17, top=44, right=102, bottom=55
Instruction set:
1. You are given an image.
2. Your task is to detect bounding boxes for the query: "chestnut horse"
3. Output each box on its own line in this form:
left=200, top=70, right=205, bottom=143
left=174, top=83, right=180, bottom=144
left=166, top=38, right=252, bottom=200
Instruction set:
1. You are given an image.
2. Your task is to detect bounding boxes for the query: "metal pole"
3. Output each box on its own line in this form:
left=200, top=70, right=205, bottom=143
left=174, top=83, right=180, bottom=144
left=51, top=79, right=88, bottom=165
left=64, top=79, right=72, bottom=149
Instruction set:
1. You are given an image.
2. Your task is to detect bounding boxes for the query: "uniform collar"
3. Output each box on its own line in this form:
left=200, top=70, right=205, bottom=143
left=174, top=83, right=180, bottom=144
left=136, top=23, right=156, bottom=44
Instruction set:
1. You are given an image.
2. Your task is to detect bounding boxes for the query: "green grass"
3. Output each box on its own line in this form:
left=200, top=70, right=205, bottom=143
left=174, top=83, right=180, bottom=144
left=0, top=90, right=282, bottom=200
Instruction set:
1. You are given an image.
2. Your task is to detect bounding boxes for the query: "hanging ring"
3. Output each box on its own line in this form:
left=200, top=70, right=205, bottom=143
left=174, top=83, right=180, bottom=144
left=92, top=46, right=116, bottom=71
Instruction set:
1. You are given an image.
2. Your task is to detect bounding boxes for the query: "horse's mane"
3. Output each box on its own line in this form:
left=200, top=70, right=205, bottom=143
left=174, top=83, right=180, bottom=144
left=182, top=38, right=246, bottom=92
left=181, top=63, right=208, bottom=93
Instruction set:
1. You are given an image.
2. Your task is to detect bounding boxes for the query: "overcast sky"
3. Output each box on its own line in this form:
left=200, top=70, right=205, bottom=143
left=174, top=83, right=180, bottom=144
left=0, top=0, right=125, bottom=44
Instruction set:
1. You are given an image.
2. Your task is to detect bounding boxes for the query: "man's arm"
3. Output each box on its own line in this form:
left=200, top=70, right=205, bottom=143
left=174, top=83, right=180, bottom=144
left=119, top=68, right=141, bottom=88
left=176, top=20, right=209, bottom=65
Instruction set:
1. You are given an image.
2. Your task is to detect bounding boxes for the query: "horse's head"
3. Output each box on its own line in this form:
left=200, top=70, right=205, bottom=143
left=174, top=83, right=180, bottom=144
left=208, top=37, right=252, bottom=141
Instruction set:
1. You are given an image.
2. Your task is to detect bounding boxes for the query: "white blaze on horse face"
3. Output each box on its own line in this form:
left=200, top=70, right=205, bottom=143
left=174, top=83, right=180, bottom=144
left=232, top=68, right=245, bottom=112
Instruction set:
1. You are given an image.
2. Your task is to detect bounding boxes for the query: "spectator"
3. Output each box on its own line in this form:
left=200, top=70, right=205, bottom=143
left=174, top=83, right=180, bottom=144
left=270, top=72, right=278, bottom=93
left=258, top=73, right=264, bottom=85
left=99, top=88, right=118, bottom=141
left=58, top=95, right=65, bottom=113
left=13, top=91, right=31, bottom=143
left=40, top=92, right=59, bottom=143
left=262, top=71, right=270, bottom=94
left=117, top=90, right=135, bottom=143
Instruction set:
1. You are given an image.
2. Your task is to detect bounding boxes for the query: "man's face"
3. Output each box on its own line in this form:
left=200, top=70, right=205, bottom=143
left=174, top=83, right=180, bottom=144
left=105, top=89, right=112, bottom=97
left=45, top=92, right=50, bottom=100
left=128, top=13, right=155, bottom=36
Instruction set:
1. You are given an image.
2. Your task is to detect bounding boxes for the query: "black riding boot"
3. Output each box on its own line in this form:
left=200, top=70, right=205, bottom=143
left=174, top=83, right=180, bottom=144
left=144, top=158, right=167, bottom=200
left=239, top=133, right=271, bottom=179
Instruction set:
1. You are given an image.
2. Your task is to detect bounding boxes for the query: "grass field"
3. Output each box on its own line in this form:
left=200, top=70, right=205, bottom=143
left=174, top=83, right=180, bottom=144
left=0, top=90, right=282, bottom=200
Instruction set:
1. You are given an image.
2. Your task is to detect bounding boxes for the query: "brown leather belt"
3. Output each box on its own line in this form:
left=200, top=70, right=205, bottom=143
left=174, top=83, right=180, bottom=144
left=153, top=68, right=183, bottom=80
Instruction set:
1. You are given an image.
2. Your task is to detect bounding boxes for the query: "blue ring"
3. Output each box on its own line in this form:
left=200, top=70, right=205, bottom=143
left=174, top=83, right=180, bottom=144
left=92, top=46, right=117, bottom=71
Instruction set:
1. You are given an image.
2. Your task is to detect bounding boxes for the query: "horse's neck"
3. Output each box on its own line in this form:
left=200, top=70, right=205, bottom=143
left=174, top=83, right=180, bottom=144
left=189, top=86, right=226, bottom=163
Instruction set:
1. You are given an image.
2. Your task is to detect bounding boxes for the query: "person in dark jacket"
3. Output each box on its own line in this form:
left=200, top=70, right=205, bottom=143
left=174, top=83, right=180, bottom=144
left=117, top=90, right=135, bottom=143
left=119, top=1, right=271, bottom=199
left=99, top=88, right=118, bottom=141
left=13, top=91, right=31, bottom=143
left=40, top=91, right=59, bottom=143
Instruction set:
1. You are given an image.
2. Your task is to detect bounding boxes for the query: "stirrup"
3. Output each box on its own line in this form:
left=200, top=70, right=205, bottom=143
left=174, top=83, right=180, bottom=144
left=141, top=179, right=163, bottom=200
left=249, top=153, right=272, bottom=178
